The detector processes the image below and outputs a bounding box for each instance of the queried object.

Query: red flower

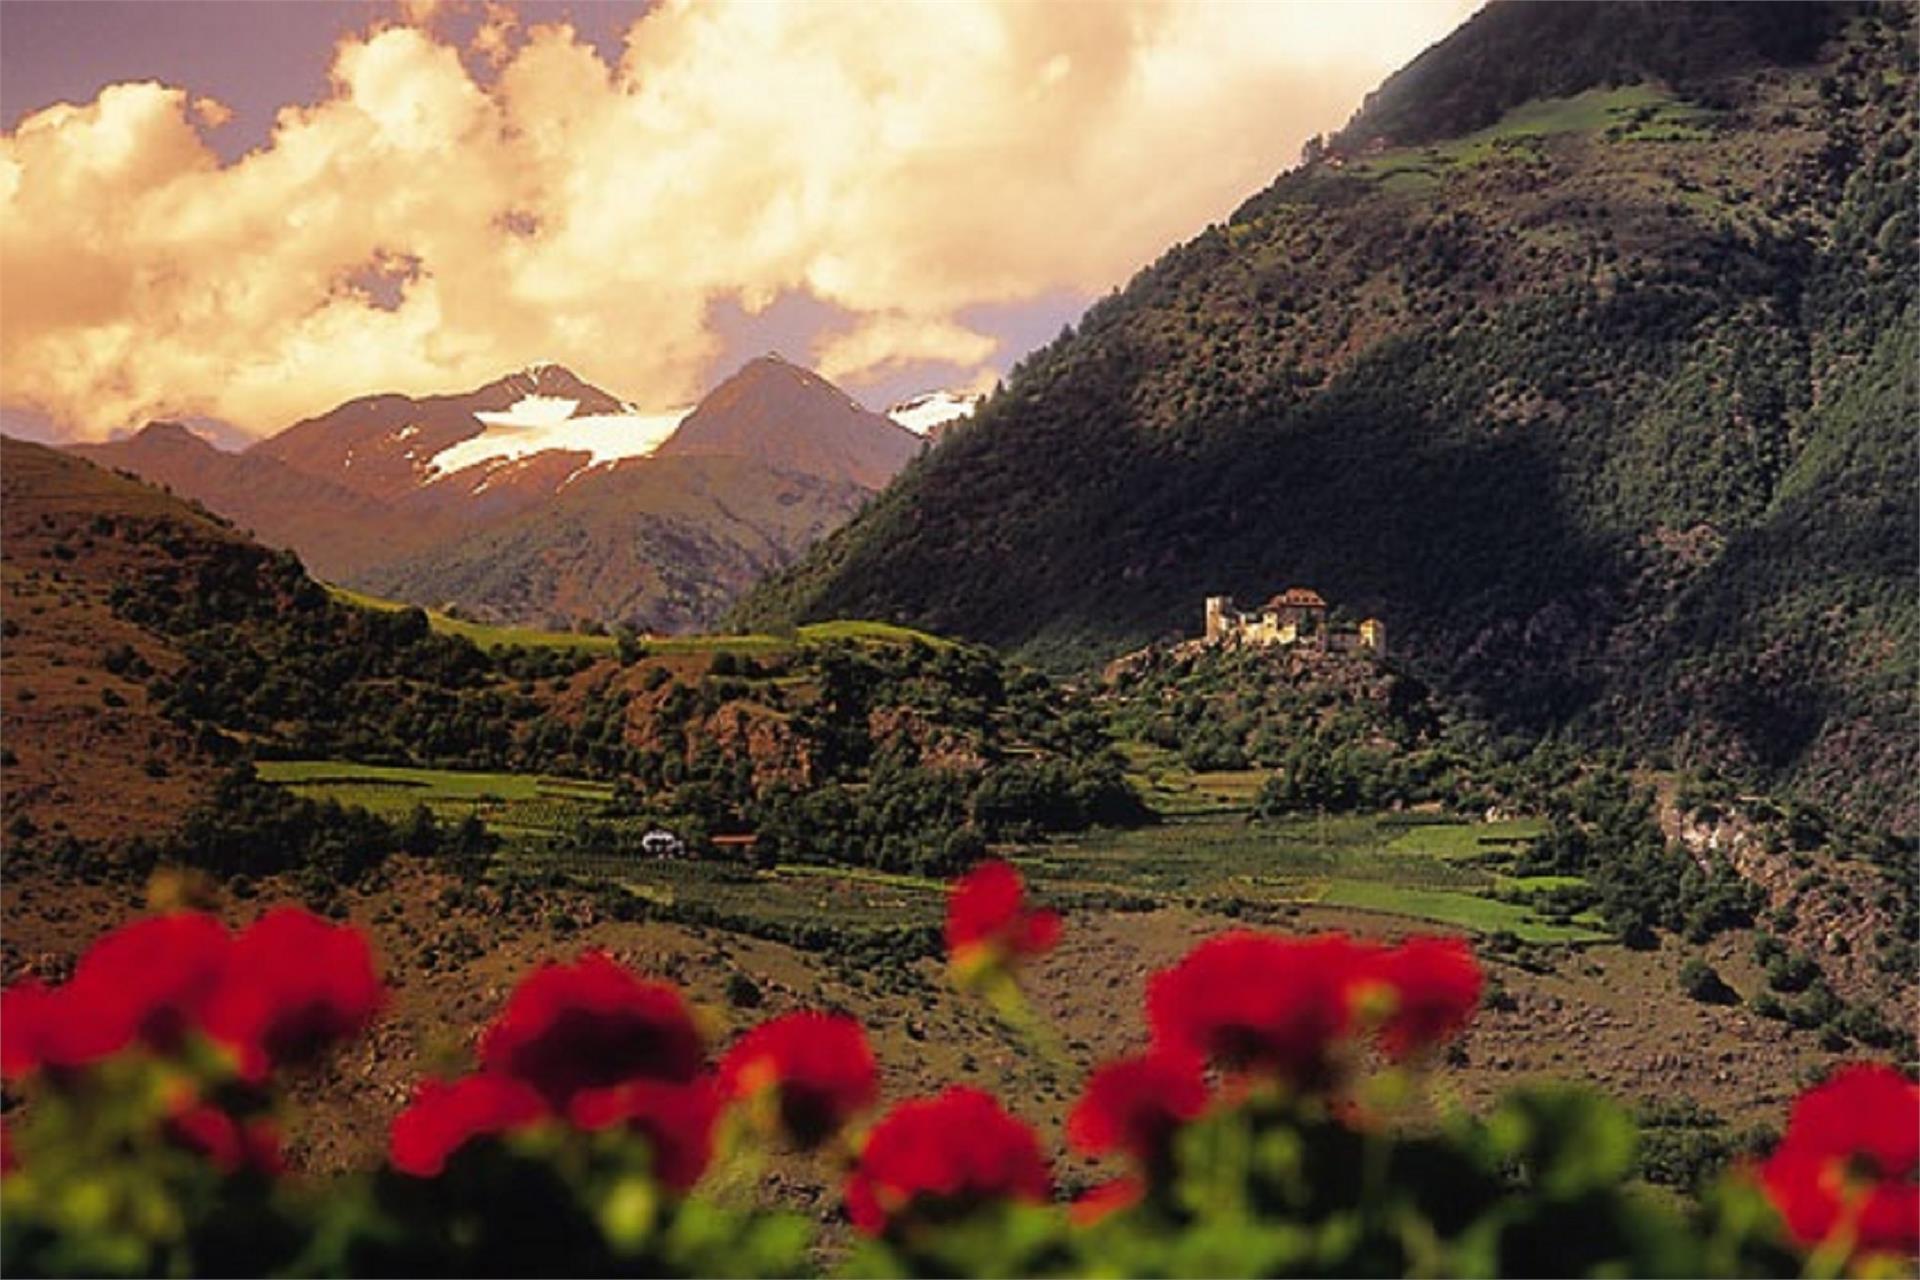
[390,1074,550,1178]
[168,1103,242,1172]
[719,1012,878,1148]
[479,951,704,1107]
[241,1116,288,1177]
[203,909,383,1079]
[3,915,232,1077]
[1148,932,1379,1084]
[69,913,233,1050]
[164,1102,285,1177]
[945,861,1061,973]
[1067,1051,1209,1162]
[844,1087,1052,1236]
[1760,1064,1920,1259]
[1,979,54,1079]
[570,1078,721,1192]
[1070,1176,1144,1227]
[1353,936,1482,1060]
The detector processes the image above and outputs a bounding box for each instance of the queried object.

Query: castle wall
[1204,594,1382,658]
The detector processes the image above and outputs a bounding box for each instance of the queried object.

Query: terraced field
[1020,813,1604,944]
[261,760,1603,946]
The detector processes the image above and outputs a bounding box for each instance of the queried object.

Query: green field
[258,761,624,841]
[1017,813,1602,944]
[1343,85,1716,186]
[326,585,951,657]
[1116,742,1270,817]
[1313,881,1608,944]
[258,760,946,940]
[1383,817,1544,860]
[261,759,1601,945]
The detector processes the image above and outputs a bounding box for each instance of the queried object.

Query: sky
[0,0,1478,444]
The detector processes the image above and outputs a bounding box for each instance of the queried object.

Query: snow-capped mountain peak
[888,390,982,437]
[428,392,691,477]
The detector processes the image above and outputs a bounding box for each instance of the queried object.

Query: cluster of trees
[116,765,495,903]
[1511,771,1762,946]
[595,641,1150,875]
[100,531,1150,881]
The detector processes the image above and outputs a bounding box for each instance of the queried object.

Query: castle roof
[1263,587,1326,611]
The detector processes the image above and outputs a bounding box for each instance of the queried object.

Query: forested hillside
[733,3,1916,831]
[2,440,1140,884]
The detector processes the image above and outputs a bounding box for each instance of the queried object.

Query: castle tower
[1359,617,1387,658]
[1205,596,1234,643]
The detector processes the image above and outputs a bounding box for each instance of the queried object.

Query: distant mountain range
[75,355,929,631]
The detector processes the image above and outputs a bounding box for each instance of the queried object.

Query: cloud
[0,0,1475,440]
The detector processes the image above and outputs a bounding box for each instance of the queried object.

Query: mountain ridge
[72,355,921,631]
[730,3,1917,830]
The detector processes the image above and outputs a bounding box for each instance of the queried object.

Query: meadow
[1337,84,1718,185]
[260,760,1604,946]
[327,585,952,656]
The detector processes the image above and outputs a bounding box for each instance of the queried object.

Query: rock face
[72,358,920,632]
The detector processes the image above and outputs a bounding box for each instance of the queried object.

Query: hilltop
[732,3,1917,831]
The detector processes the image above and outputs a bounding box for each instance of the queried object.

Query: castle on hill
[1203,588,1385,657]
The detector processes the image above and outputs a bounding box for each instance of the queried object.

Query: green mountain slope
[732,4,1916,829]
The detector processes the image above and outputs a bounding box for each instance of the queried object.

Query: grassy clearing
[1313,880,1609,944]
[1383,818,1545,860]
[796,620,955,650]
[1346,85,1716,186]
[261,758,1599,945]
[258,760,608,802]
[327,585,949,658]
[776,863,949,893]
[259,760,623,843]
[1497,874,1589,895]
[326,586,618,653]
[257,759,946,938]
[1021,812,1601,943]
[1116,742,1269,817]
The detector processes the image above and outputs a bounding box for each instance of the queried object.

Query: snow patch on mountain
[888,391,981,436]
[427,393,690,476]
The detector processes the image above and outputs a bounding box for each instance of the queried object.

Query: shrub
[1679,957,1738,1004]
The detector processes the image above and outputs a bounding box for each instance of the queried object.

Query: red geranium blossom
[1067,1051,1209,1162]
[1,980,55,1080]
[203,909,383,1080]
[718,1011,879,1148]
[165,1103,285,1177]
[1070,1176,1144,1227]
[479,951,704,1107]
[1759,1063,1919,1259]
[570,1077,721,1192]
[1353,936,1483,1060]
[844,1086,1052,1236]
[1148,931,1380,1084]
[3,914,233,1077]
[68,913,233,1051]
[945,861,1061,974]
[389,1074,550,1178]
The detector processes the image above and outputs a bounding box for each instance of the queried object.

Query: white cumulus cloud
[0,0,1475,440]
